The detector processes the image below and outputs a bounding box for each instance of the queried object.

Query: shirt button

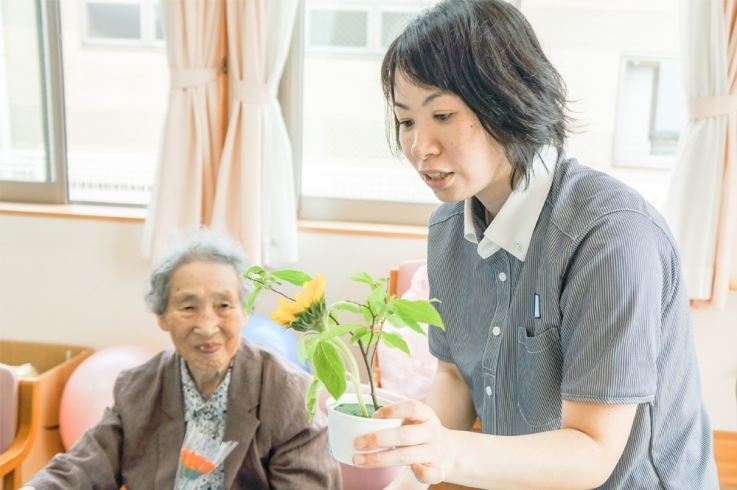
[486,386,493,396]
[492,326,501,336]
[498,272,507,282]
[515,243,523,252]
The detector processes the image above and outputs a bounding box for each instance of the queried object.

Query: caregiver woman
[355,1,720,489]
[23,231,340,489]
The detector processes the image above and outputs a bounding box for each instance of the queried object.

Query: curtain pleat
[210,0,299,267]
[664,0,736,308]
[141,0,224,260]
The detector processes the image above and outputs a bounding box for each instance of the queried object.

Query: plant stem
[249,277,295,301]
[334,341,369,417]
[358,339,379,410]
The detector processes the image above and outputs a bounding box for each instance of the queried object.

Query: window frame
[0,0,68,204]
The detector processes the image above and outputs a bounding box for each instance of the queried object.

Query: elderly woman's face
[156,260,246,387]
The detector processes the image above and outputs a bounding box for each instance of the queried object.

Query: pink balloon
[59,345,159,450]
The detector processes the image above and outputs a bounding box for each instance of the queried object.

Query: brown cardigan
[27,339,341,489]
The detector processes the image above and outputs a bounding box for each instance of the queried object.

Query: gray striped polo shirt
[427,152,719,489]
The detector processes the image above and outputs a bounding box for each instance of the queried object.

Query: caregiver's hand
[352,399,457,485]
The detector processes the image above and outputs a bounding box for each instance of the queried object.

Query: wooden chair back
[0,378,40,490]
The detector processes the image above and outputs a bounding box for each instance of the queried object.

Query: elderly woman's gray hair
[145,230,254,315]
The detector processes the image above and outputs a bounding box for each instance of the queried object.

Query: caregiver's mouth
[423,172,453,189]
[425,172,450,180]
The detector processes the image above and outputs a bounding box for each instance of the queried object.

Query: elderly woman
[23,231,341,490]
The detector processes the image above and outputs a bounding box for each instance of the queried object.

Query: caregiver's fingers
[356,421,443,451]
[354,443,445,472]
[411,463,447,485]
[373,399,437,423]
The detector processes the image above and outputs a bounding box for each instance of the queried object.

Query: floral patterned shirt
[180,358,232,490]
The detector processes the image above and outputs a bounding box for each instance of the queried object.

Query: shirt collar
[180,358,231,421]
[463,145,558,261]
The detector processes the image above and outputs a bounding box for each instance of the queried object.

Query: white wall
[0,213,735,430]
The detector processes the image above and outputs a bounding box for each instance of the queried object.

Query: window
[305,2,423,56]
[0,0,67,203]
[517,0,682,211]
[0,0,166,206]
[65,1,167,205]
[308,7,369,52]
[613,57,687,169]
[82,0,163,48]
[3,0,682,220]
[299,1,439,224]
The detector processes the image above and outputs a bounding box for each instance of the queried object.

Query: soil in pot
[334,403,379,417]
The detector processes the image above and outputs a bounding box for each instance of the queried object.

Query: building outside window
[82,0,163,48]
[613,56,688,169]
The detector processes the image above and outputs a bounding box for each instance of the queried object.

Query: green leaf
[350,271,375,286]
[304,378,324,423]
[271,270,313,286]
[245,264,265,276]
[331,301,365,315]
[365,284,388,316]
[380,331,411,355]
[296,333,315,364]
[360,305,374,324]
[245,284,262,314]
[300,334,320,361]
[312,341,347,400]
[384,312,426,336]
[349,326,370,344]
[392,298,445,329]
[317,323,361,342]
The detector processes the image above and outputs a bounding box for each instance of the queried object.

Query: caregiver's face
[393,72,513,209]
[157,260,246,390]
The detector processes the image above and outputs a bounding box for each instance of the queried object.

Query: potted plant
[244,267,444,465]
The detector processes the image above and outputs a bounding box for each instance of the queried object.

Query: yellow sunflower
[271,274,326,331]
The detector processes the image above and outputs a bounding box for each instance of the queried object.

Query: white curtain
[665,0,737,308]
[141,0,224,260]
[210,0,299,267]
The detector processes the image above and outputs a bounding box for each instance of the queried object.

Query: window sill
[0,202,428,239]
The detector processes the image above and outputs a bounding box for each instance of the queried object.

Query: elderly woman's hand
[352,399,458,485]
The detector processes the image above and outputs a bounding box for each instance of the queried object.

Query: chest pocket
[516,326,563,431]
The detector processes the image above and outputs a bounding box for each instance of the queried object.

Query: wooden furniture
[0,379,40,490]
[715,430,737,489]
[0,341,92,487]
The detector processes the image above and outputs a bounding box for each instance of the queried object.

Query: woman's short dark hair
[144,229,253,316]
[381,0,570,187]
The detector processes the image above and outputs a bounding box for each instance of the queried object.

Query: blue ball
[242,314,309,372]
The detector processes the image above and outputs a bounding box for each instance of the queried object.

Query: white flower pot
[325,393,403,466]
